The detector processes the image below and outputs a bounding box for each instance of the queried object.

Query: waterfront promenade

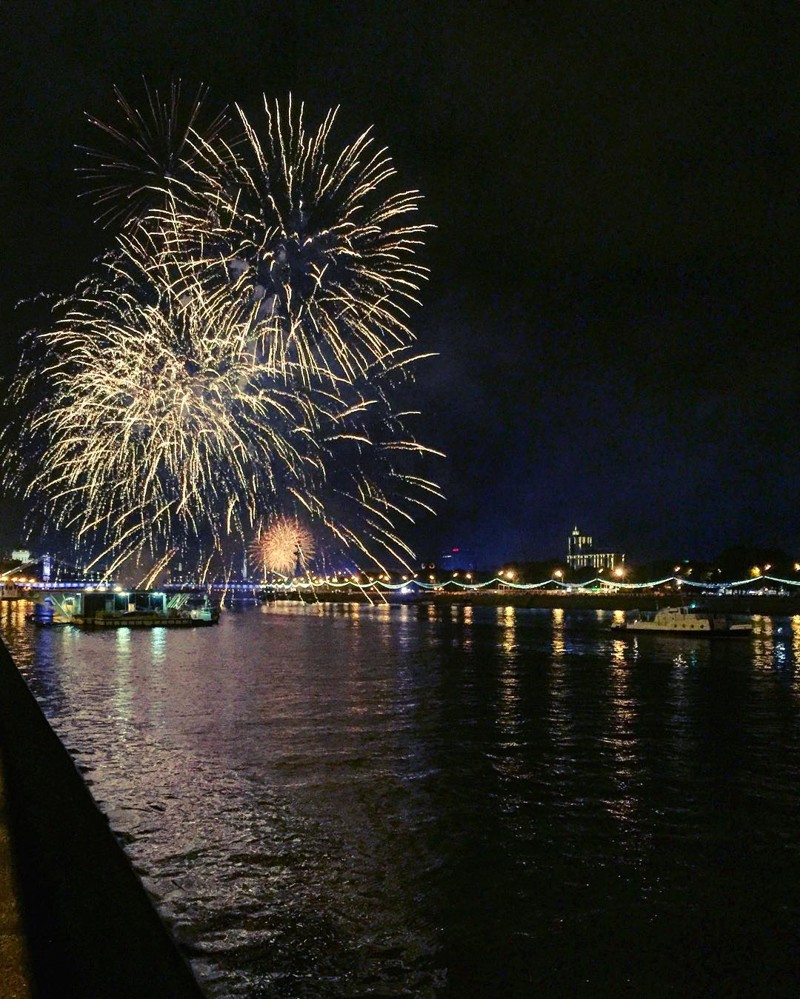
[279,586,800,616]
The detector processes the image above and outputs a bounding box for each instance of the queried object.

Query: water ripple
[3,602,800,996]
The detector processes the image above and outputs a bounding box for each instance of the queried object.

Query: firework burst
[79,79,232,228]
[4,87,442,581]
[249,516,316,577]
[8,234,327,576]
[173,95,432,385]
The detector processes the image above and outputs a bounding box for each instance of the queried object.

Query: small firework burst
[78,78,232,228]
[250,516,316,577]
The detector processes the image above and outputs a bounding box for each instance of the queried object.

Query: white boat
[613,605,752,636]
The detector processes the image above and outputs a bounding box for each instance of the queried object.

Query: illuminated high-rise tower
[567,526,624,570]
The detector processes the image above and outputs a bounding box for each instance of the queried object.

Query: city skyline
[4,522,799,586]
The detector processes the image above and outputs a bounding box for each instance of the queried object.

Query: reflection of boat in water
[612,605,752,636]
[31,589,219,627]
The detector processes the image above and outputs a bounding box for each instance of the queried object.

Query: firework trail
[4,89,442,580]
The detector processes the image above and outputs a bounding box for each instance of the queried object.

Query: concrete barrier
[0,637,205,999]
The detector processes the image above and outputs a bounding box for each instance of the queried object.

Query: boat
[612,605,752,636]
[31,589,219,627]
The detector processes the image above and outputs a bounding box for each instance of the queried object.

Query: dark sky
[3,1,800,567]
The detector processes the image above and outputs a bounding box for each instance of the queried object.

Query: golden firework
[3,91,443,581]
[249,517,316,577]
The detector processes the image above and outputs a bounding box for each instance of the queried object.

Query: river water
[2,600,800,997]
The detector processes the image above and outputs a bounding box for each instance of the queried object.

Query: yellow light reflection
[494,608,520,744]
[552,607,565,659]
[751,615,775,670]
[150,626,167,666]
[112,627,134,726]
[606,632,639,825]
[498,604,517,657]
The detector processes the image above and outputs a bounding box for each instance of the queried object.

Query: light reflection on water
[2,601,800,996]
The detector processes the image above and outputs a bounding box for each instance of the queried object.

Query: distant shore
[275,589,800,616]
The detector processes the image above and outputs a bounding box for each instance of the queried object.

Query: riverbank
[276,588,800,616]
[0,637,204,999]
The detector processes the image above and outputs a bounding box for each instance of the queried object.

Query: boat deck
[70,613,218,628]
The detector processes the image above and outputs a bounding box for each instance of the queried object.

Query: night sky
[3,1,800,568]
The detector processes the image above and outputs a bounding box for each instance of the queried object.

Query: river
[2,600,800,997]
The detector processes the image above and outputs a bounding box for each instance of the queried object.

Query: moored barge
[32,588,219,627]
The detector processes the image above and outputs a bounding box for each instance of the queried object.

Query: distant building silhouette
[567,526,624,570]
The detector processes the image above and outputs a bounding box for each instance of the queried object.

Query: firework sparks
[8,235,324,576]
[249,516,316,578]
[78,79,232,228]
[175,94,432,384]
[4,88,442,581]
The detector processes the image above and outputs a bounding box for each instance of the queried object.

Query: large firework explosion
[8,235,321,578]
[3,84,441,582]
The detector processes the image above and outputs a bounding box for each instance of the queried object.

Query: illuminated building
[567,526,624,570]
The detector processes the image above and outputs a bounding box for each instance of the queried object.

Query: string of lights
[262,573,800,593]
